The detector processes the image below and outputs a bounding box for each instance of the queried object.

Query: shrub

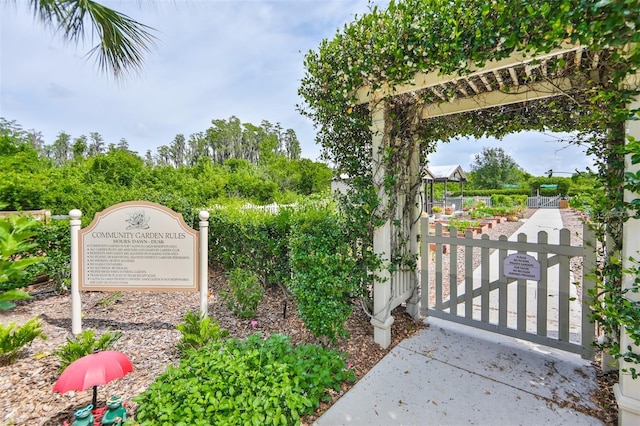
[208,207,292,287]
[0,317,47,365]
[222,268,264,319]
[134,333,355,425]
[32,218,71,292]
[53,329,123,372]
[289,208,359,342]
[175,310,229,356]
[0,214,44,293]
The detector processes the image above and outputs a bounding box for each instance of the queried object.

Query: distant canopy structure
[423,164,467,213]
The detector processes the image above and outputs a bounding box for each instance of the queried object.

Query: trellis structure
[354,44,640,423]
[298,2,640,422]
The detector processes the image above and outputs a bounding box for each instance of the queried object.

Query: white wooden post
[370,101,394,348]
[405,141,421,319]
[615,96,640,425]
[199,210,209,317]
[69,209,82,335]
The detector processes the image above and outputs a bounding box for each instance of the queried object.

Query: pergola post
[615,96,640,425]
[370,101,394,348]
[405,139,421,319]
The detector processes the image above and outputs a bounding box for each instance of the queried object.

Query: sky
[0,0,594,177]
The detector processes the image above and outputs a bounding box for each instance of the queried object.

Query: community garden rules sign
[69,201,210,334]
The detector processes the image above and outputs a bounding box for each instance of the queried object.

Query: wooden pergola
[355,43,640,423]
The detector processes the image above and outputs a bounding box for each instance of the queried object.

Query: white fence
[421,216,596,359]
[427,196,568,211]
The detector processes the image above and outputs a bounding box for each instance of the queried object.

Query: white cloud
[0,0,596,172]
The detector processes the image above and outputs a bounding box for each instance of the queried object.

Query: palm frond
[29,0,157,79]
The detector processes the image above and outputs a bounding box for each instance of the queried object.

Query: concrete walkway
[314,317,602,426]
[315,210,602,426]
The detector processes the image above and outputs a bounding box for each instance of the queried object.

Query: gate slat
[517,233,527,332]
[537,231,549,337]
[450,229,458,316]
[420,216,430,316]
[582,223,596,359]
[559,229,571,342]
[498,235,508,328]
[481,234,490,322]
[465,236,474,319]
[435,223,443,310]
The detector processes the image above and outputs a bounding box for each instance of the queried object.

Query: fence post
[69,209,82,335]
[199,210,209,317]
[420,215,430,316]
[581,222,596,360]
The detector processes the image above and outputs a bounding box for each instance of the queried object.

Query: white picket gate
[420,216,596,359]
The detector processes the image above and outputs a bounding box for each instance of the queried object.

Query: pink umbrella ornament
[53,351,133,408]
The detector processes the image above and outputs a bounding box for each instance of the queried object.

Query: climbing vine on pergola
[299,0,639,368]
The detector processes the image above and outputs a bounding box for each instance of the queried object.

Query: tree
[50,131,71,165]
[469,147,524,189]
[27,0,156,78]
[88,132,104,156]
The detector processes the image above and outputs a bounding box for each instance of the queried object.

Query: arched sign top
[78,201,199,292]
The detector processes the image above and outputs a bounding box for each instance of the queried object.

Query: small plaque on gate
[503,253,541,281]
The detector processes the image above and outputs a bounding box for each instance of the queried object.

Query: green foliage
[528,177,571,197]
[134,333,355,425]
[31,218,72,292]
[53,329,123,373]
[469,147,525,190]
[208,206,293,288]
[0,214,44,294]
[175,310,229,356]
[489,194,527,208]
[0,289,33,311]
[0,317,46,365]
[450,188,530,197]
[289,208,360,342]
[222,268,264,319]
[447,218,481,233]
[589,256,640,378]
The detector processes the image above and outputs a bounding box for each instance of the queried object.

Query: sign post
[69,201,209,334]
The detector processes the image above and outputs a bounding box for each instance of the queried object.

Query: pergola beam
[421,77,578,119]
[355,44,584,105]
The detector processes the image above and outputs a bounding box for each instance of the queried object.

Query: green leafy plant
[0,289,33,311]
[289,208,360,342]
[175,310,229,356]
[53,329,123,372]
[221,268,264,319]
[0,213,44,295]
[32,218,72,293]
[134,333,355,425]
[447,218,481,233]
[0,317,47,365]
[98,291,123,308]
